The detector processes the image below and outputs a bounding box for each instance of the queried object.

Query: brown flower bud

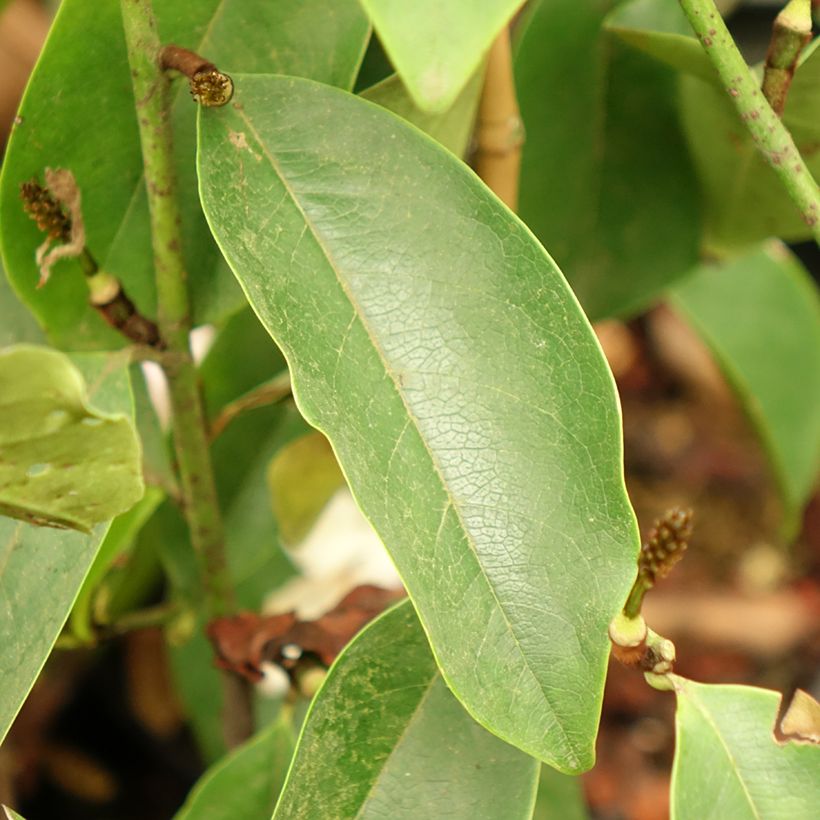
[20,178,72,241]
[638,507,693,588]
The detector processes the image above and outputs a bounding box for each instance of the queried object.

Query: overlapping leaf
[0,0,369,348]
[274,601,539,819]
[515,0,700,320]
[198,74,639,769]
[0,350,135,743]
[672,243,820,539]
[361,70,484,157]
[671,677,820,819]
[0,346,143,531]
[359,0,518,111]
[604,0,714,82]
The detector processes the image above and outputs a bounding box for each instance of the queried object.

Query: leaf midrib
[352,675,438,819]
[684,686,761,820]
[229,99,577,764]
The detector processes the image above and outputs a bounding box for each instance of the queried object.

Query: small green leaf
[0,350,135,743]
[0,345,143,531]
[533,765,588,820]
[671,243,820,539]
[198,75,639,769]
[671,677,820,819]
[267,432,345,547]
[274,601,539,819]
[3,807,25,820]
[359,0,519,111]
[361,70,484,157]
[604,0,715,83]
[175,715,295,820]
[516,0,700,320]
[0,0,369,349]
[678,40,820,249]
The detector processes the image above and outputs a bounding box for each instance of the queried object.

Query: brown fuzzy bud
[20,178,72,241]
[638,507,693,587]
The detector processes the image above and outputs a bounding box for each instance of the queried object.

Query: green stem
[762,0,812,116]
[120,0,232,617]
[679,0,820,240]
[120,0,253,748]
[623,571,652,620]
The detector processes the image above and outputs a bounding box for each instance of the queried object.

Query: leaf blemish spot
[229,130,250,151]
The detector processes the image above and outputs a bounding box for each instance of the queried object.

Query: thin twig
[209,372,292,442]
[160,44,234,107]
[762,0,812,116]
[120,0,252,747]
[473,26,524,211]
[56,604,181,649]
[678,0,820,239]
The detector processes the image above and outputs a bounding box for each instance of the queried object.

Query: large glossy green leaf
[197,74,639,769]
[361,69,484,157]
[274,601,539,818]
[670,677,820,819]
[0,0,369,349]
[0,346,143,531]
[359,0,517,112]
[671,243,820,540]
[175,715,294,820]
[516,0,700,320]
[679,40,820,250]
[0,351,134,744]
